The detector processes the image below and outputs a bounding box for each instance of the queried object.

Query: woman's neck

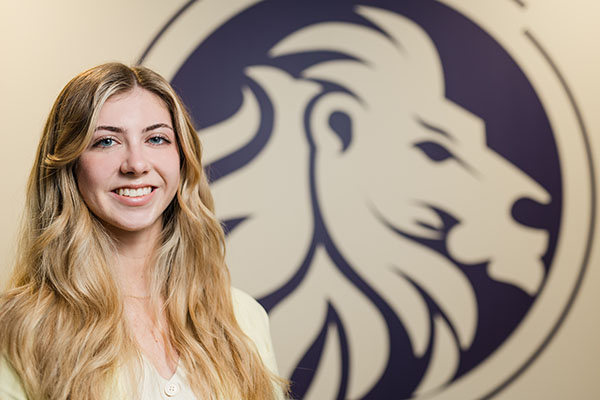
[108,223,179,378]
[109,222,162,297]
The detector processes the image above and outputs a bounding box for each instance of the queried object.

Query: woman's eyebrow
[143,123,173,132]
[95,125,123,133]
[94,123,173,133]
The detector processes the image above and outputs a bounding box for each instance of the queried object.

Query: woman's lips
[111,186,156,206]
[115,186,153,197]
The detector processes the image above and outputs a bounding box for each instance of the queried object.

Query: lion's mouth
[369,201,455,242]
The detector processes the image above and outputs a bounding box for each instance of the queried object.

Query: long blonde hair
[0,63,284,399]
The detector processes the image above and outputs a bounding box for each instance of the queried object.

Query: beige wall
[0,1,598,398]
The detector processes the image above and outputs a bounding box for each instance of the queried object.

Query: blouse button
[164,382,180,397]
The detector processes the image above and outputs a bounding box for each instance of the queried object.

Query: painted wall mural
[141,0,594,398]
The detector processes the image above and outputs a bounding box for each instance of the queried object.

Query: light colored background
[0,1,598,398]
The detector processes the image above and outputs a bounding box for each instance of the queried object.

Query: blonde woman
[0,63,287,399]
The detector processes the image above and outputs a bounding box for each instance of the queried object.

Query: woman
[0,63,287,399]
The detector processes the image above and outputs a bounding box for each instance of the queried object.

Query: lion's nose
[504,161,552,229]
[511,192,554,231]
[519,173,551,205]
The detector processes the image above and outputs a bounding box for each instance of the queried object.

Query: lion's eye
[414,141,454,162]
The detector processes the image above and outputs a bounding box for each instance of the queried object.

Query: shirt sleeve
[0,356,28,400]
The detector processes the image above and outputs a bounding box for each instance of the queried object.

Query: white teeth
[117,187,152,197]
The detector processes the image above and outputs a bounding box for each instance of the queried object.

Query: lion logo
[141,0,593,398]
[197,6,549,398]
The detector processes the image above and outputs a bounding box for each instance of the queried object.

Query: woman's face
[76,87,180,237]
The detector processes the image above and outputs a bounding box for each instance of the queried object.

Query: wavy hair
[0,63,284,399]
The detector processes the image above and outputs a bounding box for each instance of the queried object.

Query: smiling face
[76,86,180,238]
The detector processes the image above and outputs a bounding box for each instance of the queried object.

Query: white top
[138,287,282,400]
[0,287,283,400]
[140,357,194,400]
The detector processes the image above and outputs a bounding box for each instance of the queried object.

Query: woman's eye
[94,137,116,148]
[148,135,169,145]
[414,141,455,162]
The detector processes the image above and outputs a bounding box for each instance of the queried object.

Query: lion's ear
[327,110,352,152]
[309,92,362,154]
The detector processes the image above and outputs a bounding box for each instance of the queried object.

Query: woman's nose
[120,145,150,175]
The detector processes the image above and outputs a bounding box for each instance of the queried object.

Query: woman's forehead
[96,87,172,128]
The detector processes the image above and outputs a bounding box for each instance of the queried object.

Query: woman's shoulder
[230,287,279,375]
[230,287,266,314]
[0,356,28,400]
[230,287,270,336]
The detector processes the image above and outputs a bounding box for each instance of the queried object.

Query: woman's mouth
[114,186,155,198]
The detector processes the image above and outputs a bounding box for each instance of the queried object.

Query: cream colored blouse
[0,287,283,400]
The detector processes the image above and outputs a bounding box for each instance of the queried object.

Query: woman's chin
[102,217,163,237]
